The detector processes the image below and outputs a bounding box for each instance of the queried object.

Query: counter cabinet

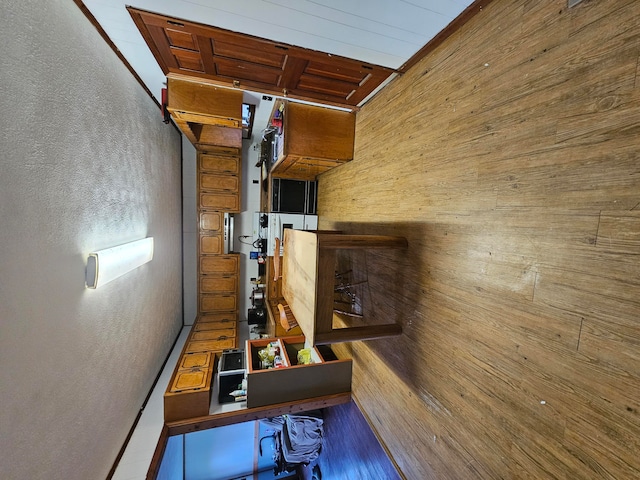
[245,336,352,408]
[268,100,356,181]
[164,315,240,422]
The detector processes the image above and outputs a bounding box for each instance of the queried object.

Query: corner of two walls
[0,1,183,479]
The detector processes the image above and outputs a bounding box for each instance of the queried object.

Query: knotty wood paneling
[317,0,640,478]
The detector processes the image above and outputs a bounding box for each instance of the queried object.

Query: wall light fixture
[86,237,154,289]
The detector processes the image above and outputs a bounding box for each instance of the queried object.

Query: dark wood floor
[298,400,401,480]
[317,0,640,479]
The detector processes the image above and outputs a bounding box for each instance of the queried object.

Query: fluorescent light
[86,237,154,289]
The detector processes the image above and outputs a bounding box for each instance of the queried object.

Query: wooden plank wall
[317,0,640,478]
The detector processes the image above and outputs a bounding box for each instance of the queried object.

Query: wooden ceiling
[128,7,396,109]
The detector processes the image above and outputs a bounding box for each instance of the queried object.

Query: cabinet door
[269,100,355,180]
[200,255,239,275]
[200,192,240,212]
[166,78,242,127]
[191,329,236,342]
[185,337,236,353]
[200,275,237,294]
[199,145,241,157]
[197,313,237,324]
[200,153,241,175]
[200,211,223,231]
[200,234,223,255]
[194,322,237,335]
[170,369,210,393]
[200,293,237,313]
[196,125,242,149]
[179,352,212,370]
[199,173,240,192]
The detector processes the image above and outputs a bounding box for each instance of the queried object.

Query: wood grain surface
[316,0,640,478]
[282,230,321,342]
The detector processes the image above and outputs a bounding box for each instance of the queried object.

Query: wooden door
[128,7,395,108]
[178,352,212,370]
[200,275,238,294]
[199,294,237,312]
[199,172,240,192]
[200,255,239,275]
[191,330,236,342]
[170,369,210,392]
[200,153,240,175]
[200,234,223,254]
[194,321,237,333]
[167,77,242,126]
[200,211,223,231]
[197,313,237,324]
[185,337,236,353]
[200,192,239,212]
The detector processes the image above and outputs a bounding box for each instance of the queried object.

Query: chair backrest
[277,303,298,331]
[273,237,281,281]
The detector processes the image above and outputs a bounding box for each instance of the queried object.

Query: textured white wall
[0,1,183,479]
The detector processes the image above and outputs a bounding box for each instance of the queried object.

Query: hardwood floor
[317,0,640,478]
[298,400,402,480]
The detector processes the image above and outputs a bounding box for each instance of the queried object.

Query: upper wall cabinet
[269,100,355,181]
[128,7,395,108]
[166,77,243,149]
[167,78,243,127]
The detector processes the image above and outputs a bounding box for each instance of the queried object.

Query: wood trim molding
[107,326,185,479]
[145,425,170,480]
[398,0,495,73]
[166,392,351,436]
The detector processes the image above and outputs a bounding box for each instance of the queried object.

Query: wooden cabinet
[198,151,241,214]
[269,100,356,181]
[162,75,245,423]
[200,255,239,275]
[199,172,240,192]
[167,78,243,127]
[200,234,222,255]
[200,151,241,175]
[200,275,237,293]
[199,211,224,254]
[197,312,238,325]
[245,336,352,408]
[197,147,241,317]
[200,192,240,212]
[164,315,240,422]
[200,211,223,231]
[199,254,240,316]
[165,78,243,149]
[170,352,213,393]
[199,291,237,313]
[200,293,237,314]
[164,349,215,422]
[185,337,236,354]
[191,328,236,340]
[179,352,213,370]
[193,124,242,149]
